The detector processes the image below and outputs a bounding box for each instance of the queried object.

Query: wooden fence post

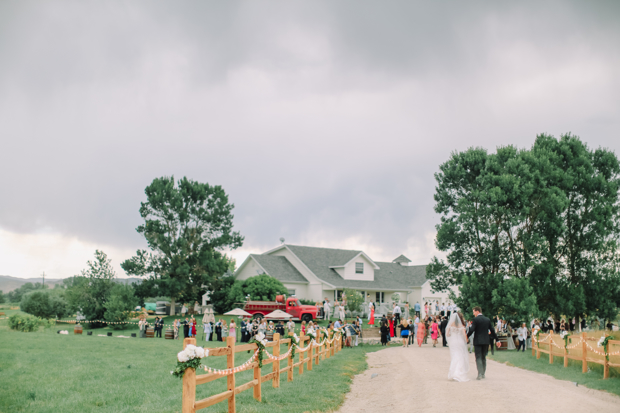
[182,337,197,413]
[563,338,568,368]
[536,335,540,359]
[182,365,196,413]
[272,333,280,388]
[531,332,535,356]
[307,335,313,371]
[287,335,294,382]
[326,330,331,359]
[549,333,554,364]
[183,337,197,349]
[315,330,321,365]
[226,336,236,413]
[604,333,609,379]
[581,332,588,373]
[253,341,262,402]
[299,332,305,375]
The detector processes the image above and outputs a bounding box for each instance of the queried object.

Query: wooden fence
[532,332,620,379]
[182,329,342,413]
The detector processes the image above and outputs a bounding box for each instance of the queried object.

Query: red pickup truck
[243,295,317,322]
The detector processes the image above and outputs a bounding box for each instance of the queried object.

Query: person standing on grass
[324,299,332,321]
[338,301,346,322]
[229,319,237,341]
[287,319,295,335]
[414,301,420,317]
[191,318,197,338]
[389,315,395,339]
[368,302,375,326]
[204,319,211,342]
[301,320,306,334]
[183,317,189,338]
[517,323,528,352]
[139,317,147,338]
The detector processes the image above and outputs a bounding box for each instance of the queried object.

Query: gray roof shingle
[251,254,308,283]
[283,245,427,290]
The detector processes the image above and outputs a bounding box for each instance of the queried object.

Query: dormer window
[355,262,364,274]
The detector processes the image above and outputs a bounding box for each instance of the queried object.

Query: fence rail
[182,329,342,413]
[532,332,620,379]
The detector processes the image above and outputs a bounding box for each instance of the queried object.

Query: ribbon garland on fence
[200,330,342,376]
[532,333,620,358]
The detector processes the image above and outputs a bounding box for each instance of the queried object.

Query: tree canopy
[121,176,244,312]
[427,134,620,322]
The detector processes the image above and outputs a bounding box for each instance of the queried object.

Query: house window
[376,292,384,303]
[355,262,364,274]
[287,289,296,296]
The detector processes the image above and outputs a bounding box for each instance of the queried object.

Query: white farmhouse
[234,244,457,318]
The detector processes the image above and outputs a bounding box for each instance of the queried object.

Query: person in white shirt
[517,323,528,352]
[323,299,332,321]
[393,303,402,325]
[286,320,295,335]
[440,303,446,316]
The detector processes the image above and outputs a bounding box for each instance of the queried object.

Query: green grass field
[0,307,383,413]
[488,350,620,398]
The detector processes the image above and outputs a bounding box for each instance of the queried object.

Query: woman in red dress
[367,304,375,325]
[191,318,197,338]
[389,316,395,338]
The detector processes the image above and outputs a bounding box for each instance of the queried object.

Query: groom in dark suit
[466,306,500,380]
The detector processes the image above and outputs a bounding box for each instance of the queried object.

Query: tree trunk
[170,297,176,316]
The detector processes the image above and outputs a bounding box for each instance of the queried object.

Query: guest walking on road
[400,319,410,347]
[431,318,440,347]
[417,319,426,347]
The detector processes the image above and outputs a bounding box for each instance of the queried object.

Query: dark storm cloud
[1,0,619,264]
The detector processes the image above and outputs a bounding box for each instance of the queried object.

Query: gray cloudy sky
[1,1,619,278]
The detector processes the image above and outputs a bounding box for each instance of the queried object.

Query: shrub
[20,290,69,319]
[8,314,54,332]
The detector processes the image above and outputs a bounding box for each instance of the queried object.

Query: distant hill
[0,275,143,292]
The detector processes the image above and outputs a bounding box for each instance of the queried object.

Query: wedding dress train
[446,313,470,382]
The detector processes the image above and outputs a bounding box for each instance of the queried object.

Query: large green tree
[121,176,244,315]
[428,134,620,324]
[65,250,118,325]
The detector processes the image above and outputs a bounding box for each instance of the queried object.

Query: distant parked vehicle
[242,295,317,322]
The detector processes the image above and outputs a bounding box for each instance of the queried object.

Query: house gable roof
[283,245,427,290]
[250,254,308,284]
[392,254,412,264]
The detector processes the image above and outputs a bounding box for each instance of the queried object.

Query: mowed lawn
[0,311,382,413]
[489,349,620,398]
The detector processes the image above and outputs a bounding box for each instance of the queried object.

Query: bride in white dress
[446,312,470,382]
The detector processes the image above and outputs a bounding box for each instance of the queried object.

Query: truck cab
[285,297,316,322]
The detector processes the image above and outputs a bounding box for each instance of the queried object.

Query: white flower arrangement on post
[250,332,268,367]
[172,344,208,378]
[289,333,300,359]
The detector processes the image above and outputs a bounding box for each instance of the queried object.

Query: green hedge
[8,314,55,332]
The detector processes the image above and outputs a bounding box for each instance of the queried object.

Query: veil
[446,312,466,344]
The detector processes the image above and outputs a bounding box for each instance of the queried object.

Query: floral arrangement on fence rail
[597,335,614,361]
[172,344,208,378]
[560,331,570,348]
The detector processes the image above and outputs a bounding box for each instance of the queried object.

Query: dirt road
[337,345,619,413]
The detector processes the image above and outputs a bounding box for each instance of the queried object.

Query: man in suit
[467,306,500,380]
[440,316,449,347]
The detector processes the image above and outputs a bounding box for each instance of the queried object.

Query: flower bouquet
[172,344,208,379]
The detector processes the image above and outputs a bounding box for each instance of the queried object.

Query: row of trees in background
[427,134,620,323]
[17,250,138,328]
